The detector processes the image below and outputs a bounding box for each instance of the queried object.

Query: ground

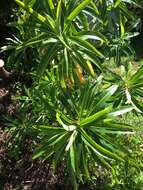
[0,78,66,190]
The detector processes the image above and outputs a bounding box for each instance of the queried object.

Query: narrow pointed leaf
[108,106,134,117]
[81,128,124,161]
[80,107,111,126]
[66,131,77,151]
[69,36,104,57]
[96,85,118,108]
[66,0,92,27]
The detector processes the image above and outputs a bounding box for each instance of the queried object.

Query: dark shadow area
[0,0,17,60]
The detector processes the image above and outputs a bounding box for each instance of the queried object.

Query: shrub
[1,0,143,189]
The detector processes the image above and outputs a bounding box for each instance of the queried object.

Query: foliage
[104,62,143,112]
[1,0,143,189]
[110,115,143,190]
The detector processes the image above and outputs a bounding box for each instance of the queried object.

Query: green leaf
[65,0,92,29]
[32,134,60,159]
[130,66,143,82]
[49,132,69,147]
[69,36,104,58]
[70,144,76,173]
[81,147,90,179]
[44,14,56,30]
[59,112,76,125]
[78,12,89,30]
[88,85,118,115]
[80,107,111,126]
[120,15,125,37]
[122,0,141,7]
[17,37,58,51]
[15,0,46,23]
[79,34,103,41]
[56,113,77,131]
[48,0,54,11]
[108,106,134,117]
[130,97,143,113]
[91,126,134,134]
[52,143,67,169]
[37,43,59,78]
[90,1,99,14]
[44,0,55,17]
[64,48,69,77]
[81,128,123,161]
[66,131,77,151]
[15,0,55,30]
[68,145,78,190]
[115,0,122,7]
[33,125,64,133]
[96,85,118,107]
[125,88,132,104]
[56,0,62,32]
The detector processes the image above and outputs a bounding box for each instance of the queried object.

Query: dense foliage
[1,0,143,189]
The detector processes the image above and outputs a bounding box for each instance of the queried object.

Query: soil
[0,78,68,190]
